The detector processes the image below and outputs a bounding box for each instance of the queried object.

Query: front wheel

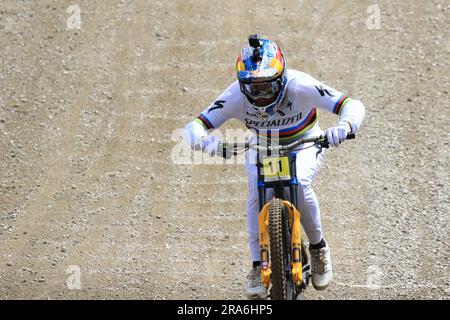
[268,198,296,300]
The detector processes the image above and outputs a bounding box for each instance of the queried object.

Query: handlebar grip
[346,133,356,140]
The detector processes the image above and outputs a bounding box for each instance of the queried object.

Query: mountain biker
[183,35,365,299]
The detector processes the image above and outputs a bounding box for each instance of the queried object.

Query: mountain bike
[221,133,355,300]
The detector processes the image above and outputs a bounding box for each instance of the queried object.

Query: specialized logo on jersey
[314,85,334,97]
[287,100,293,110]
[195,100,227,129]
[245,108,317,144]
[207,100,226,114]
[244,112,303,128]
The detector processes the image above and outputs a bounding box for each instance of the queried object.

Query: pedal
[304,272,311,288]
[301,264,311,289]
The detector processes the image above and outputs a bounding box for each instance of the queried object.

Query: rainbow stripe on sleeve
[195,113,214,130]
[333,96,351,115]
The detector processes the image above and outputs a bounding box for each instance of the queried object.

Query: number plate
[261,156,291,182]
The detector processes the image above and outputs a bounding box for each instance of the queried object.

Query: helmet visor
[242,78,281,100]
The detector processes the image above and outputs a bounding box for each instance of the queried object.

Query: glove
[202,136,233,159]
[323,125,350,147]
[201,135,221,157]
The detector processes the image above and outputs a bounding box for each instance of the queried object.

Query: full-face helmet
[236,35,287,118]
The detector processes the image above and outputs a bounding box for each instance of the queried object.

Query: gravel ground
[0,0,448,299]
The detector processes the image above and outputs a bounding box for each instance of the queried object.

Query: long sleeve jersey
[184,70,365,150]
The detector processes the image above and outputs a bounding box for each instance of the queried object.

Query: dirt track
[0,0,448,299]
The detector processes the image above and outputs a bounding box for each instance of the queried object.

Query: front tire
[268,198,295,300]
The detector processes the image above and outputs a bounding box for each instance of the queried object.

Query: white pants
[245,143,325,262]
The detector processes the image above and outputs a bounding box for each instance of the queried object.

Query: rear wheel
[268,198,296,300]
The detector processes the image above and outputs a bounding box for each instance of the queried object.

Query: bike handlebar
[221,133,356,156]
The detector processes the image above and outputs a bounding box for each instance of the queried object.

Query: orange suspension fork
[258,202,271,288]
[258,201,303,288]
[282,201,303,287]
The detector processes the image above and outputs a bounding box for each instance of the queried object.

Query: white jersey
[190,70,365,145]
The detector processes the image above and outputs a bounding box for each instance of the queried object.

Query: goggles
[241,78,282,100]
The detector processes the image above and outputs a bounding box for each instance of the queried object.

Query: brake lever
[318,136,330,149]
[317,133,355,152]
[218,142,233,159]
[315,145,323,159]
[221,142,249,157]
